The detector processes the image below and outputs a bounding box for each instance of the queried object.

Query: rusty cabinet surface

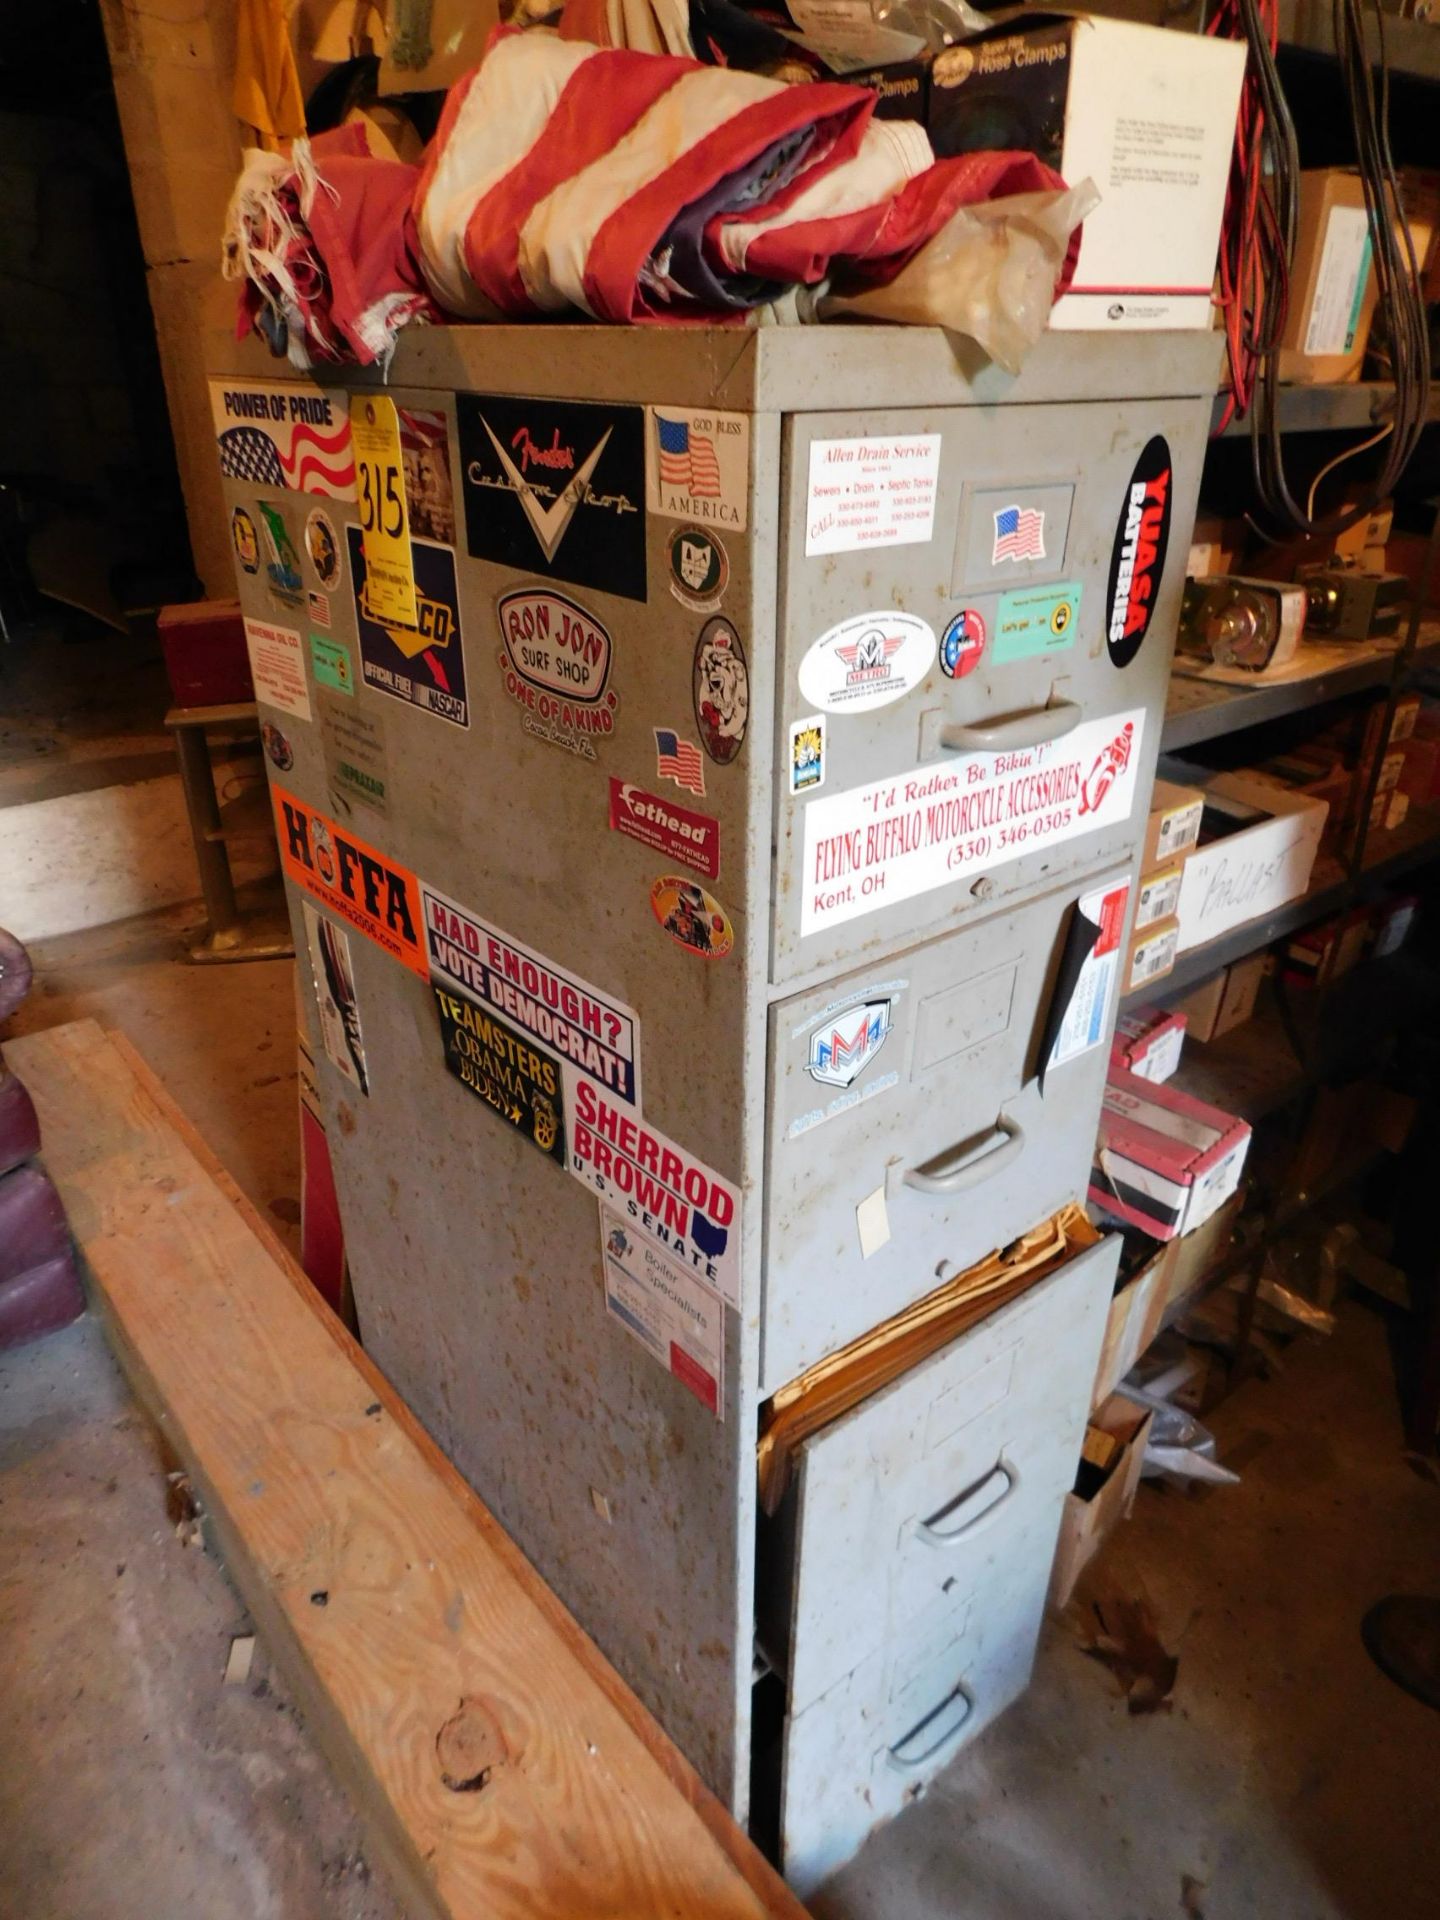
[213,324,1219,1878]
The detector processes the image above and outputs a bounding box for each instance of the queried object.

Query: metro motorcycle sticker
[421,881,641,1108]
[1106,436,1173,668]
[798,611,936,715]
[433,984,566,1167]
[348,527,469,728]
[799,708,1146,939]
[456,393,646,602]
[273,787,427,976]
[608,779,720,880]
[210,378,356,499]
[569,1080,741,1308]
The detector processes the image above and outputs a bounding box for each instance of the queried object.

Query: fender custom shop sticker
[1106,435,1173,667]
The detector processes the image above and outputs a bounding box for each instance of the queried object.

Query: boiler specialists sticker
[496,585,617,761]
[1106,435,1173,668]
[301,903,369,1095]
[348,527,468,728]
[421,881,641,1108]
[433,983,566,1167]
[608,779,720,880]
[569,1080,741,1307]
[799,708,1146,938]
[273,787,427,976]
[804,433,941,556]
[210,378,356,498]
[649,408,749,531]
[798,610,936,715]
[243,618,310,720]
[456,392,646,601]
[601,1206,724,1417]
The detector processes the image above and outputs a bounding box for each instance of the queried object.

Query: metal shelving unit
[1162,628,1435,752]
[1277,0,1440,81]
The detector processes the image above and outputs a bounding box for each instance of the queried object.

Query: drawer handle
[915,1459,1020,1549]
[938,700,1082,754]
[903,1116,1023,1194]
[886,1682,975,1771]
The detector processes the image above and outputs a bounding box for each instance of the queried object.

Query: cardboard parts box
[1279,169,1437,383]
[1091,1069,1250,1242]
[1048,1394,1153,1611]
[1175,774,1329,956]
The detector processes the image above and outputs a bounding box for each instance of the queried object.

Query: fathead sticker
[210,378,356,499]
[302,902,369,1095]
[799,610,937,715]
[421,881,641,1108]
[693,618,749,765]
[992,504,1046,565]
[601,1206,724,1417]
[649,408,749,531]
[244,618,310,720]
[939,608,986,679]
[609,779,720,880]
[304,507,342,589]
[569,1080,742,1307]
[456,393,646,601]
[790,715,826,795]
[800,707,1146,938]
[1106,434,1173,668]
[348,526,469,728]
[231,507,259,574]
[433,983,566,1166]
[651,876,734,959]
[667,525,729,612]
[273,786,426,975]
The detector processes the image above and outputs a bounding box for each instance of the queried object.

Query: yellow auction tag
[349,394,418,629]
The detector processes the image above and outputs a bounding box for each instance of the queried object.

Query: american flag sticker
[991,503,1047,565]
[654,728,706,797]
[648,408,749,532]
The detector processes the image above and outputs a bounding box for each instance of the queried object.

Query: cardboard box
[1174,774,1329,955]
[1134,859,1184,932]
[1283,906,1370,987]
[1124,916,1178,996]
[1276,171,1434,383]
[1090,1193,1241,1407]
[854,11,1244,333]
[1187,515,1243,579]
[1170,952,1265,1042]
[1091,1069,1251,1241]
[1141,778,1205,871]
[1111,1006,1186,1083]
[1048,1395,1153,1610]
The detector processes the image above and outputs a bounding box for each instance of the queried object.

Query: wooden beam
[10,1019,805,1920]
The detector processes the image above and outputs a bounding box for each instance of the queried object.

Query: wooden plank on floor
[9,1018,805,1920]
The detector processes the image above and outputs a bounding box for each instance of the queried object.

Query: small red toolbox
[157,599,255,707]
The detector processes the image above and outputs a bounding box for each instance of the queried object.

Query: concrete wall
[98,0,242,598]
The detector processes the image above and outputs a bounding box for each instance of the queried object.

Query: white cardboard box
[1175,774,1329,955]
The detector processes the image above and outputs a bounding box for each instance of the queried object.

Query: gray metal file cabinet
[213,325,1219,1888]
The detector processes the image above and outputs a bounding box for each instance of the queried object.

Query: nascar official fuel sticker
[1105,435,1173,669]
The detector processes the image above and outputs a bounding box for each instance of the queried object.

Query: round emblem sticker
[261,722,293,772]
[305,506,342,591]
[798,610,937,714]
[940,608,986,679]
[231,507,259,575]
[1105,434,1173,669]
[668,526,728,613]
[693,617,749,765]
[651,876,734,959]
[1051,598,1073,639]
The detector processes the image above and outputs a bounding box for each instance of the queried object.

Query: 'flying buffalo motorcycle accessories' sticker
[789,714,825,795]
[272,786,428,976]
[609,779,720,880]
[302,903,369,1095]
[210,378,356,499]
[667,525,729,612]
[798,610,936,714]
[433,982,567,1167]
[786,978,907,1140]
[939,608,986,679]
[304,506,342,589]
[231,506,259,574]
[651,876,734,959]
[1106,435,1173,668]
[496,585,617,761]
[456,393,646,602]
[693,618,748,765]
[347,526,469,728]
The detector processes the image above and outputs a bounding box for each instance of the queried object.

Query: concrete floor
[3,914,1439,1918]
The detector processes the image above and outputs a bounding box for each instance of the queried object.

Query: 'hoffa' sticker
[567,1079,741,1308]
[608,778,720,880]
[273,787,426,975]
[1105,436,1173,668]
[421,881,640,1107]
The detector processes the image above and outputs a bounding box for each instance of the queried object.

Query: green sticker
[993,582,1082,664]
[310,633,354,695]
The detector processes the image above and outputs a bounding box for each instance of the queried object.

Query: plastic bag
[816,178,1098,374]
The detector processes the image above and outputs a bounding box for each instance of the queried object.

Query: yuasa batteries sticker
[495,586,617,760]
[939,609,986,679]
[456,393,646,602]
[421,881,642,1108]
[1040,879,1130,1083]
[667,526,728,612]
[302,902,369,1095]
[608,779,720,881]
[1106,435,1173,668]
[789,715,825,795]
[433,983,566,1166]
[800,708,1146,939]
[243,618,310,720]
[651,876,734,959]
[210,378,356,499]
[600,1205,724,1418]
[347,527,469,729]
[273,787,427,976]
[693,618,748,765]
[798,611,936,715]
[569,1080,741,1307]
[649,408,749,532]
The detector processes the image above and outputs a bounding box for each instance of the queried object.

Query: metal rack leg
[172,723,241,953]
